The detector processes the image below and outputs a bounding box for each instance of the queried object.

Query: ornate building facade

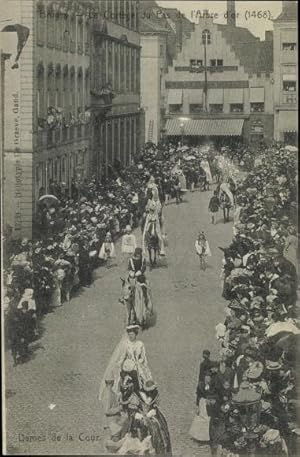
[163,1,274,145]
[2,0,144,239]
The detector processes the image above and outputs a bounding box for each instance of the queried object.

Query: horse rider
[142,201,165,256]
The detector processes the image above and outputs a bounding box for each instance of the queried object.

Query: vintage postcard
[1,0,298,455]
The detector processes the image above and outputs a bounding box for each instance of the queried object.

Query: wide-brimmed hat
[266,360,282,371]
[126,324,140,332]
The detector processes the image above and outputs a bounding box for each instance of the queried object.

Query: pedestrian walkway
[5,188,233,456]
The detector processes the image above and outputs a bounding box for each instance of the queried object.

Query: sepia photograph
[1,0,298,455]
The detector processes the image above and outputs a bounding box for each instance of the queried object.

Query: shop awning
[167,89,183,105]
[186,89,203,103]
[225,88,244,104]
[165,118,244,136]
[250,87,265,103]
[207,89,224,104]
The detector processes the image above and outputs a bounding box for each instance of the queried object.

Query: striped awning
[165,119,244,136]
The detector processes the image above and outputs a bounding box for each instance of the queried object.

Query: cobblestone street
[5,188,232,456]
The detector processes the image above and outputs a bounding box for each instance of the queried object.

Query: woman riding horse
[142,201,165,266]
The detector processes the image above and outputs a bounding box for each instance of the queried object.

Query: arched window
[37,1,45,45]
[202,29,211,45]
[62,65,69,112]
[135,51,140,93]
[77,67,83,113]
[120,45,124,92]
[37,62,45,118]
[55,64,62,107]
[47,4,55,48]
[126,47,130,91]
[47,63,55,107]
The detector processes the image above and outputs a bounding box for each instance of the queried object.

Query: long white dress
[98,335,153,403]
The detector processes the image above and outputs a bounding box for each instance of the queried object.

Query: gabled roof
[217,24,273,73]
[273,2,297,22]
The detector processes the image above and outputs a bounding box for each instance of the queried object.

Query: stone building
[139,0,194,144]
[91,0,143,182]
[273,0,298,145]
[163,1,274,145]
[2,0,144,239]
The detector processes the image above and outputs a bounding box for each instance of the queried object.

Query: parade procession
[1,0,298,456]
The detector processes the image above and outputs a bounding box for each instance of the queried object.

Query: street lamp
[179,117,189,146]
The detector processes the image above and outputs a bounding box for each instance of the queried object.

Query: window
[84,69,90,109]
[70,67,75,111]
[230,103,244,113]
[250,102,264,112]
[108,41,113,85]
[210,59,216,67]
[37,2,45,45]
[189,104,203,114]
[283,80,296,92]
[217,59,223,67]
[62,66,69,113]
[37,63,45,117]
[63,14,69,52]
[70,14,76,53]
[160,44,164,56]
[209,104,223,113]
[282,42,296,51]
[47,64,55,107]
[47,5,55,48]
[77,18,83,54]
[55,11,62,49]
[126,47,130,91]
[131,48,135,92]
[136,52,140,93]
[202,29,211,45]
[85,19,90,55]
[169,104,182,114]
[120,45,125,92]
[55,64,62,107]
[114,43,119,91]
[190,59,203,69]
[77,68,83,112]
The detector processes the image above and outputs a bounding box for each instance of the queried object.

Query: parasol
[185,155,196,161]
[285,145,298,152]
[38,194,60,206]
[265,321,300,338]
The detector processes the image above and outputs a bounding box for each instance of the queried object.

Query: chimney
[227,0,236,27]
[265,30,273,42]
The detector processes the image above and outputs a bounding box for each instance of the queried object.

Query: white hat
[125,225,132,232]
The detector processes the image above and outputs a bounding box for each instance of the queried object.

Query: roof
[217,24,273,73]
[273,2,297,22]
[139,15,169,34]
[165,118,244,136]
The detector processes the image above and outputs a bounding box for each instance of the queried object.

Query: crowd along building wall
[273,1,298,145]
[163,6,274,145]
[2,0,34,239]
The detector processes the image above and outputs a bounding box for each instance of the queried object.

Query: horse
[144,219,160,268]
[120,277,155,329]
